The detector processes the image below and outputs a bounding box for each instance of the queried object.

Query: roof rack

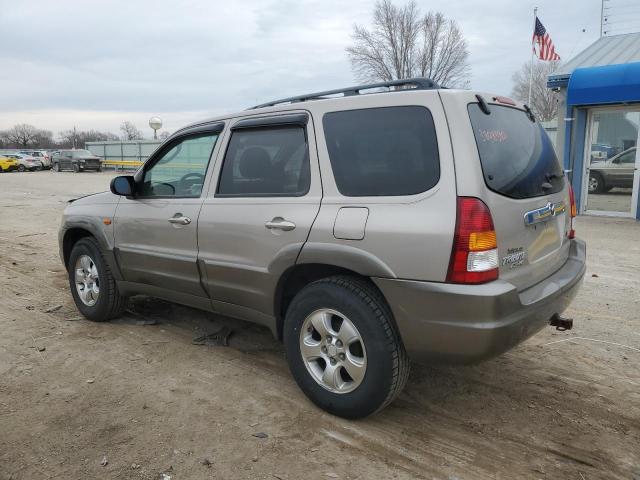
[250,77,440,109]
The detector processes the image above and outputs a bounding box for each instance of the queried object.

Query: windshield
[468,104,564,199]
[72,150,93,157]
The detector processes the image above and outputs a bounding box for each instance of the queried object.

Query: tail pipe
[550,313,573,331]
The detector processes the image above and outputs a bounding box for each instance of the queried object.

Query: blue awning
[567,62,640,106]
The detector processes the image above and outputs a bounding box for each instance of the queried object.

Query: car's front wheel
[68,237,126,321]
[17,165,25,172]
[284,276,409,419]
[72,163,80,173]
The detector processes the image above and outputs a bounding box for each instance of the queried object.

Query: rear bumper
[374,239,586,364]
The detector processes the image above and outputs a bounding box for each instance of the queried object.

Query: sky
[0,0,605,138]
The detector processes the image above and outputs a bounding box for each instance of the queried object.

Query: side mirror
[110,175,136,196]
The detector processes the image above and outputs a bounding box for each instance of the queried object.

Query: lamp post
[149,117,162,140]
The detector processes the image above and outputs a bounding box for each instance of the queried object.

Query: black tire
[589,172,605,194]
[283,275,410,419]
[73,163,80,173]
[17,165,25,172]
[67,237,126,322]
[52,162,60,172]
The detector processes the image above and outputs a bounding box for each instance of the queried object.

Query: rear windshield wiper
[523,104,535,122]
[475,94,491,115]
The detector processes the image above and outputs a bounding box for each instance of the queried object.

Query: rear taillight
[568,185,576,239]
[447,197,499,284]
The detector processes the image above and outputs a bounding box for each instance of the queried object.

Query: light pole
[149,117,162,140]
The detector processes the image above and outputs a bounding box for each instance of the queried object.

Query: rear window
[323,106,440,196]
[468,104,564,199]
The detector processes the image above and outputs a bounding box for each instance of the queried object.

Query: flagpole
[528,6,538,106]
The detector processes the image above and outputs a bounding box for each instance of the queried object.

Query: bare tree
[58,129,119,148]
[346,1,470,88]
[120,121,143,141]
[158,131,171,141]
[1,124,42,148]
[511,61,561,122]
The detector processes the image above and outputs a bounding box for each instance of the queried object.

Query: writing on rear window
[479,129,508,143]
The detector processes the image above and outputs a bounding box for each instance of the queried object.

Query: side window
[323,106,440,196]
[619,150,636,164]
[140,133,218,197]
[217,126,310,196]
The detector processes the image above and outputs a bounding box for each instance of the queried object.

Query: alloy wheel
[74,254,100,306]
[299,308,367,394]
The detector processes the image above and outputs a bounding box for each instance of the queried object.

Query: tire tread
[307,275,410,414]
[71,237,126,321]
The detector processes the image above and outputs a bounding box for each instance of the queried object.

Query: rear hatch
[467,100,571,291]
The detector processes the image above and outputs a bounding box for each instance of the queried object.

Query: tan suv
[59,79,586,418]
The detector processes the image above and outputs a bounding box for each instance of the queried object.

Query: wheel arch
[61,225,122,280]
[273,262,390,341]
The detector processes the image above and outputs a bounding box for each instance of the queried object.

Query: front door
[198,113,322,323]
[114,125,223,302]
[583,108,640,217]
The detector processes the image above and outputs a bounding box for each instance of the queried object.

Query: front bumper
[374,239,586,364]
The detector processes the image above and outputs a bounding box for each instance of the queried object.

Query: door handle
[168,215,191,225]
[265,217,296,231]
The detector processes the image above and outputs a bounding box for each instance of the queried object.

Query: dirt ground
[1,170,639,480]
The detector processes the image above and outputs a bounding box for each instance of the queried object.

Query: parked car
[52,149,102,172]
[9,154,42,171]
[20,150,51,169]
[59,78,586,418]
[589,147,637,193]
[0,155,19,172]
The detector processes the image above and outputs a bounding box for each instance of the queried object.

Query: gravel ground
[0,170,639,480]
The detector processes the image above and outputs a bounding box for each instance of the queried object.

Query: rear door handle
[265,217,296,231]
[168,215,191,225]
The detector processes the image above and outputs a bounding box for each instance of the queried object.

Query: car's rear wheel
[52,162,60,172]
[17,165,25,172]
[68,237,126,322]
[284,276,409,419]
[589,173,605,194]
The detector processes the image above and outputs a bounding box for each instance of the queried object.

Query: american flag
[533,17,560,61]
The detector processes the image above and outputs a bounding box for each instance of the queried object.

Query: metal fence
[85,140,162,170]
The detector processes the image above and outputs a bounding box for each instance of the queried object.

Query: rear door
[442,91,571,291]
[198,112,321,321]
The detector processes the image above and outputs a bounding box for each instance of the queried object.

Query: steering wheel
[178,172,205,195]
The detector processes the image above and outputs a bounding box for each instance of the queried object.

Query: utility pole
[73,125,77,149]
